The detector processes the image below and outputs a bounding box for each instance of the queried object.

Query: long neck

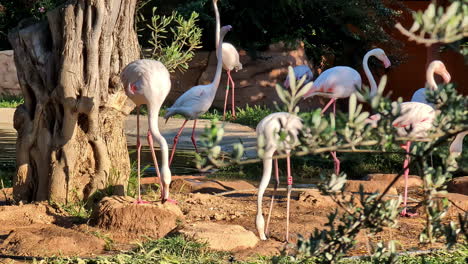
[147,104,169,170]
[214,1,220,49]
[211,31,226,89]
[450,131,468,154]
[363,52,377,97]
[426,64,437,90]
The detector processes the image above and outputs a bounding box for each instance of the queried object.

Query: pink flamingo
[255,112,303,242]
[366,61,452,216]
[120,59,174,204]
[165,25,232,165]
[304,48,391,175]
[411,60,451,105]
[213,0,243,120]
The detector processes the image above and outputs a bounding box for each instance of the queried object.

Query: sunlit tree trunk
[8,0,139,203]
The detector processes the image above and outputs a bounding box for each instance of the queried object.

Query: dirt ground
[0,176,466,262]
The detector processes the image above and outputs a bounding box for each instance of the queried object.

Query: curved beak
[442,72,451,83]
[383,58,391,68]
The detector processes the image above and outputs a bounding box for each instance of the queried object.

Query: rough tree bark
[8,0,139,203]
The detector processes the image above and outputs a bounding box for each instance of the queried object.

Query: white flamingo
[165,25,232,165]
[303,48,391,175]
[256,112,303,242]
[120,59,173,203]
[213,0,242,120]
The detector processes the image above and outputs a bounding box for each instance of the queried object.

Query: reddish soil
[0,176,466,261]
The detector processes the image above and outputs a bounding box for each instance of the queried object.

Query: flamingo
[303,48,391,175]
[120,59,174,204]
[284,65,313,88]
[255,112,303,242]
[165,25,232,165]
[213,0,243,120]
[411,60,451,105]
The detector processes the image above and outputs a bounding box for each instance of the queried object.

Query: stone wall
[0,50,21,95]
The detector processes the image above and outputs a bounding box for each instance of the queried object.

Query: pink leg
[286,152,292,242]
[134,107,148,204]
[147,130,161,204]
[223,71,230,120]
[400,141,417,217]
[169,120,188,166]
[321,98,336,114]
[228,70,236,118]
[265,158,279,236]
[191,119,199,153]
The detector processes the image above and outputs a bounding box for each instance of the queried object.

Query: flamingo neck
[212,30,227,89]
[426,63,438,90]
[147,104,169,171]
[213,0,220,49]
[450,131,468,154]
[363,52,377,97]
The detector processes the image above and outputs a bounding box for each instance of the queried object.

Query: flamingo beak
[383,58,391,68]
[442,72,451,83]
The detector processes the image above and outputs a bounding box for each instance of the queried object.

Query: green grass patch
[0,94,24,108]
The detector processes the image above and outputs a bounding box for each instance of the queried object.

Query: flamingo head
[432,60,451,84]
[369,48,391,68]
[220,25,232,34]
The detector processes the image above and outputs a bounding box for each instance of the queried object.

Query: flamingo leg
[223,71,230,120]
[321,98,336,114]
[286,152,292,242]
[265,158,279,236]
[256,149,275,240]
[401,141,417,217]
[191,119,199,153]
[146,130,161,204]
[134,106,147,204]
[228,70,236,118]
[329,99,340,175]
[169,120,188,166]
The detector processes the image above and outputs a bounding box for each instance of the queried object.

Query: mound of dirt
[365,174,423,189]
[345,180,398,195]
[91,196,184,240]
[447,176,468,195]
[171,179,256,194]
[0,225,105,257]
[180,222,259,251]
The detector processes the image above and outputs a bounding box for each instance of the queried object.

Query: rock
[171,179,255,194]
[0,50,21,95]
[91,196,183,239]
[165,42,321,110]
[447,176,468,195]
[180,222,258,251]
[345,180,398,195]
[0,225,105,257]
[434,193,468,216]
[365,173,423,189]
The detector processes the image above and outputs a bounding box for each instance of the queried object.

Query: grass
[0,94,23,108]
[33,236,467,264]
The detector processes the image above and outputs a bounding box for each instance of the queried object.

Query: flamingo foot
[400,208,418,217]
[162,198,178,204]
[134,197,151,204]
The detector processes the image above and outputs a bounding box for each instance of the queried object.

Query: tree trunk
[8,0,139,203]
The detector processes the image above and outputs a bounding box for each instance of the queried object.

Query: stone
[345,180,398,195]
[91,196,184,239]
[0,50,21,95]
[165,42,321,110]
[365,173,423,189]
[180,222,258,251]
[447,176,468,195]
[171,179,255,194]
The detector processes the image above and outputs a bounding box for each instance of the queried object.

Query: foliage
[196,65,468,262]
[0,0,64,50]
[395,0,467,47]
[0,94,24,108]
[176,0,407,66]
[138,3,203,73]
